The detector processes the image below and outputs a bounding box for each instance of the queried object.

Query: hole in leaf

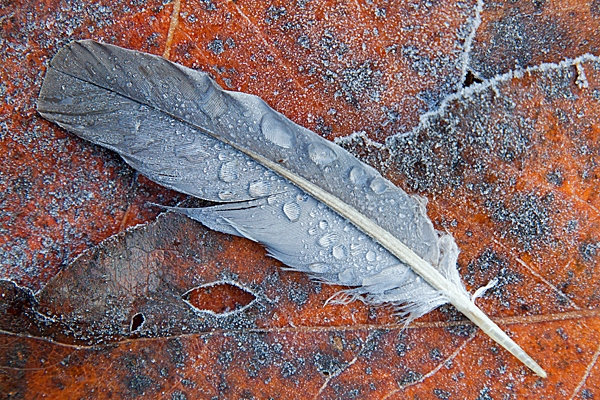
[130,312,145,332]
[463,70,483,87]
[183,281,256,315]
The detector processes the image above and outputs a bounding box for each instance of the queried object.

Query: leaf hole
[183,281,256,316]
[463,70,483,87]
[130,312,145,332]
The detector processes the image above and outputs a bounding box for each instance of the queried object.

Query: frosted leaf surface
[469,2,600,79]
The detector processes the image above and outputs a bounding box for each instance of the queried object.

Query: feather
[37,40,546,377]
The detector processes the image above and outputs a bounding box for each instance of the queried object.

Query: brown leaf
[1,0,600,398]
[386,56,600,397]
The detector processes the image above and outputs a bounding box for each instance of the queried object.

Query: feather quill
[37,40,546,377]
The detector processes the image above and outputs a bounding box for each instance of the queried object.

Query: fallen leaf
[1,0,599,398]
[168,0,481,141]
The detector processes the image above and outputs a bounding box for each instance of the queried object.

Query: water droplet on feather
[308,142,337,166]
[366,250,376,262]
[318,232,339,247]
[219,161,238,182]
[349,166,368,185]
[332,245,347,260]
[261,114,295,148]
[218,190,235,200]
[282,202,301,222]
[309,263,330,273]
[248,181,271,197]
[370,178,388,194]
[199,86,228,119]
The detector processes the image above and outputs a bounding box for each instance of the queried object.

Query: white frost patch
[334,130,385,149]
[575,62,590,89]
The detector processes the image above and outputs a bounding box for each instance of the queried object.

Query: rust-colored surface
[1,0,599,398]
[387,57,600,398]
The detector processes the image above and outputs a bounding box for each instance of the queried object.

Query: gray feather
[37,40,546,376]
[37,40,455,319]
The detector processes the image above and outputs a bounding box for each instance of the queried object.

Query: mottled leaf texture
[2,0,600,398]
[36,39,545,377]
[470,1,600,78]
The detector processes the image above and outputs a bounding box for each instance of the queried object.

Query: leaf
[167,0,481,141]
[1,212,477,398]
[2,0,600,398]
[0,0,183,291]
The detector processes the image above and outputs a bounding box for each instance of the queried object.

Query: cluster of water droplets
[195,183,401,287]
[191,82,442,278]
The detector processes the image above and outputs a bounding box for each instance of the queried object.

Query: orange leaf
[1,0,599,398]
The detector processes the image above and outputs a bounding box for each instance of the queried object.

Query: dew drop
[296,193,309,202]
[338,268,355,284]
[370,178,388,194]
[282,202,301,222]
[318,232,339,247]
[366,250,376,262]
[332,244,347,260]
[318,220,329,230]
[308,263,330,273]
[349,166,368,185]
[219,160,238,182]
[308,142,337,166]
[261,114,295,148]
[200,87,228,119]
[218,190,235,200]
[248,181,271,197]
[267,195,278,205]
[308,227,318,236]
[349,243,363,256]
